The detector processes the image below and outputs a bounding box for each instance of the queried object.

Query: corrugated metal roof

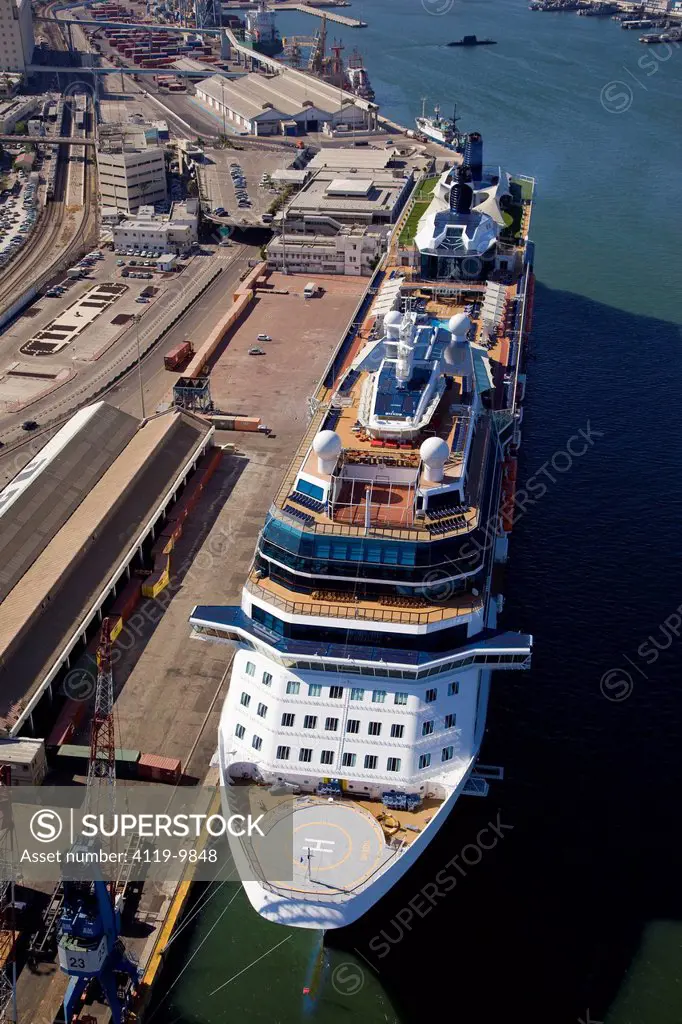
[0,403,139,603]
[0,409,211,725]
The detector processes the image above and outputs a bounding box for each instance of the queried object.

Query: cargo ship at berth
[243,1,283,56]
[190,130,536,929]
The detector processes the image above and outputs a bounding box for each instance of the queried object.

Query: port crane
[58,619,139,1024]
[0,766,17,1024]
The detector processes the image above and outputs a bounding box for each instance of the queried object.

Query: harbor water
[148,1,682,1021]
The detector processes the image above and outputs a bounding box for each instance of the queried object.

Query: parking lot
[199,146,289,228]
[0,176,39,270]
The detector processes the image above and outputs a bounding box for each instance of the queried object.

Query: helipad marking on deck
[302,838,336,854]
[293,821,352,872]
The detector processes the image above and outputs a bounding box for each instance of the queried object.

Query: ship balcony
[245,572,483,629]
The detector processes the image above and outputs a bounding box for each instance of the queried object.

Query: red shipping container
[47,698,87,747]
[110,578,142,622]
[138,753,182,782]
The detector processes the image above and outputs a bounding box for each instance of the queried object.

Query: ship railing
[245,576,479,625]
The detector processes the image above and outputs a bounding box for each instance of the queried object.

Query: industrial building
[0,0,33,74]
[112,199,199,253]
[195,70,376,136]
[96,124,168,213]
[0,401,215,739]
[266,225,384,276]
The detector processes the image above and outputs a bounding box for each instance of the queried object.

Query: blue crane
[57,619,139,1024]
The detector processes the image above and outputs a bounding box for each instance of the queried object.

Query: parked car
[22,420,38,431]
[248,347,266,356]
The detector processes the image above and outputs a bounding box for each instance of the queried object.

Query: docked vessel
[415,100,462,148]
[448,35,497,46]
[345,49,375,101]
[243,0,283,56]
[191,132,536,930]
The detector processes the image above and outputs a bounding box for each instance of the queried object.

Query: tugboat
[448,35,497,46]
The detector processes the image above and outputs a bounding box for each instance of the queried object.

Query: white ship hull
[221,754,476,929]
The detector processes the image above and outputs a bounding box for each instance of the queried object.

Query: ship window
[303,715,317,729]
[257,703,268,719]
[346,719,360,734]
[235,724,245,739]
[308,684,322,696]
[394,692,408,706]
[441,746,454,762]
[368,722,381,736]
[391,724,404,739]
[422,721,434,736]
[286,681,301,695]
[447,681,459,696]
[342,752,356,768]
[350,688,365,701]
[329,686,344,699]
[252,735,262,751]
[418,753,431,770]
[364,755,378,770]
[240,692,251,708]
[425,688,438,702]
[276,745,290,760]
[387,758,401,773]
[372,690,387,704]
[262,672,273,687]
[281,713,295,727]
[245,661,256,676]
[320,750,334,765]
[299,748,312,763]
[444,714,456,729]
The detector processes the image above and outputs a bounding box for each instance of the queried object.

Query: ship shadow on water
[329,282,682,1024]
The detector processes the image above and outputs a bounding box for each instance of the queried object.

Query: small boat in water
[448,35,497,46]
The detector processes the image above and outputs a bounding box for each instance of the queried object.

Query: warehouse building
[0,402,215,739]
[96,125,168,213]
[195,71,377,136]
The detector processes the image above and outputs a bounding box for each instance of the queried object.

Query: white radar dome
[313,430,342,474]
[420,436,450,484]
[448,313,472,338]
[384,310,402,326]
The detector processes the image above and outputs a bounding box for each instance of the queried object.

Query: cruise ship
[191,133,535,930]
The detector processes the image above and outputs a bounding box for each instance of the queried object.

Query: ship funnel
[420,437,450,484]
[313,430,342,475]
[464,132,483,185]
[449,164,472,214]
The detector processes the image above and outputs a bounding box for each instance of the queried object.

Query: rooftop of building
[306,147,400,172]
[286,166,412,220]
[0,403,212,729]
[197,71,370,121]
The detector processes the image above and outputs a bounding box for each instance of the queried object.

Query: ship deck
[247,570,483,626]
[249,793,444,900]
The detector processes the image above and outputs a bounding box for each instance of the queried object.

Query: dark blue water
[148,3,682,1022]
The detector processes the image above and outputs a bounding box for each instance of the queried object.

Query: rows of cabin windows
[243,662,459,702]
[234,723,455,772]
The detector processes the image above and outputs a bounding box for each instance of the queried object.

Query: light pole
[134,314,145,419]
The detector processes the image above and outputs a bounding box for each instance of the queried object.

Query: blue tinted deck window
[295,478,324,501]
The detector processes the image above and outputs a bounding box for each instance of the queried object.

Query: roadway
[0,241,259,486]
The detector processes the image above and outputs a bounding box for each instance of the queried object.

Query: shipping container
[47,698,87,747]
[54,744,140,779]
[110,577,142,622]
[164,340,194,370]
[138,752,182,783]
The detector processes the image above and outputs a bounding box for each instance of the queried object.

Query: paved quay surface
[72,273,368,774]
